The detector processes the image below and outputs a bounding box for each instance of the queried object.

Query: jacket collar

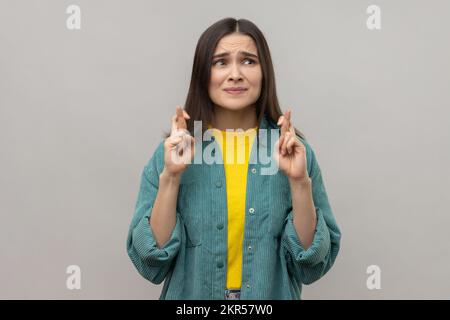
[201,113,278,148]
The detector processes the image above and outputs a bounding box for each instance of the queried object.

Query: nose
[228,61,243,82]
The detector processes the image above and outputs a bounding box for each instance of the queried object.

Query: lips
[224,87,248,94]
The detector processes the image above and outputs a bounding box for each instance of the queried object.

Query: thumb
[168,136,182,147]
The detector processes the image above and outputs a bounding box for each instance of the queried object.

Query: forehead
[214,33,257,54]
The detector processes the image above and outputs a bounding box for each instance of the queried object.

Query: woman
[126,18,341,300]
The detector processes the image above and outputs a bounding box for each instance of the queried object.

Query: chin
[219,101,252,111]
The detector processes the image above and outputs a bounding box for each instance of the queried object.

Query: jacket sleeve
[126,140,183,284]
[281,139,341,285]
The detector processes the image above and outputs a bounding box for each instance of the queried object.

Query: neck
[211,105,258,131]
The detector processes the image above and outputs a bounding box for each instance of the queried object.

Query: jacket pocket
[178,179,203,247]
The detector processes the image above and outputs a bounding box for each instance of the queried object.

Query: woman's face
[208,33,262,112]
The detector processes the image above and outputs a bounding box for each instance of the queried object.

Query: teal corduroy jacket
[126,114,341,299]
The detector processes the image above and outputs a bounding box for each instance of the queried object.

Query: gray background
[1,0,449,299]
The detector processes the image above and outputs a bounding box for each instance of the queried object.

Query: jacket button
[215,181,222,188]
[249,208,255,214]
[217,223,224,230]
[251,168,257,174]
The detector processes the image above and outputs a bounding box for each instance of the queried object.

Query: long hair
[164,17,305,142]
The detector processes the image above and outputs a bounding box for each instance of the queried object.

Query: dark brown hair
[164,17,305,142]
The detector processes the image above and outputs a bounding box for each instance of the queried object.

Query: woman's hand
[163,106,195,177]
[274,109,309,182]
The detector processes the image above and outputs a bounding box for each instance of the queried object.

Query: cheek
[246,69,262,88]
[208,75,220,97]
[209,74,226,98]
[210,70,226,87]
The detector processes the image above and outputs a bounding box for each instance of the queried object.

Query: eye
[213,59,226,66]
[212,58,257,67]
[243,58,256,65]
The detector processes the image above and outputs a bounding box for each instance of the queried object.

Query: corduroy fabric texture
[126,114,341,300]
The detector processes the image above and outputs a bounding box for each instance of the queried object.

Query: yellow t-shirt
[210,125,258,289]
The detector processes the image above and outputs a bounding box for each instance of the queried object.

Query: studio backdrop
[1,0,449,299]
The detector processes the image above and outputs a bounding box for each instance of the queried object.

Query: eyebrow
[212,51,259,59]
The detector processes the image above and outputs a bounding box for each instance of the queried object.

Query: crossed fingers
[277,109,297,155]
